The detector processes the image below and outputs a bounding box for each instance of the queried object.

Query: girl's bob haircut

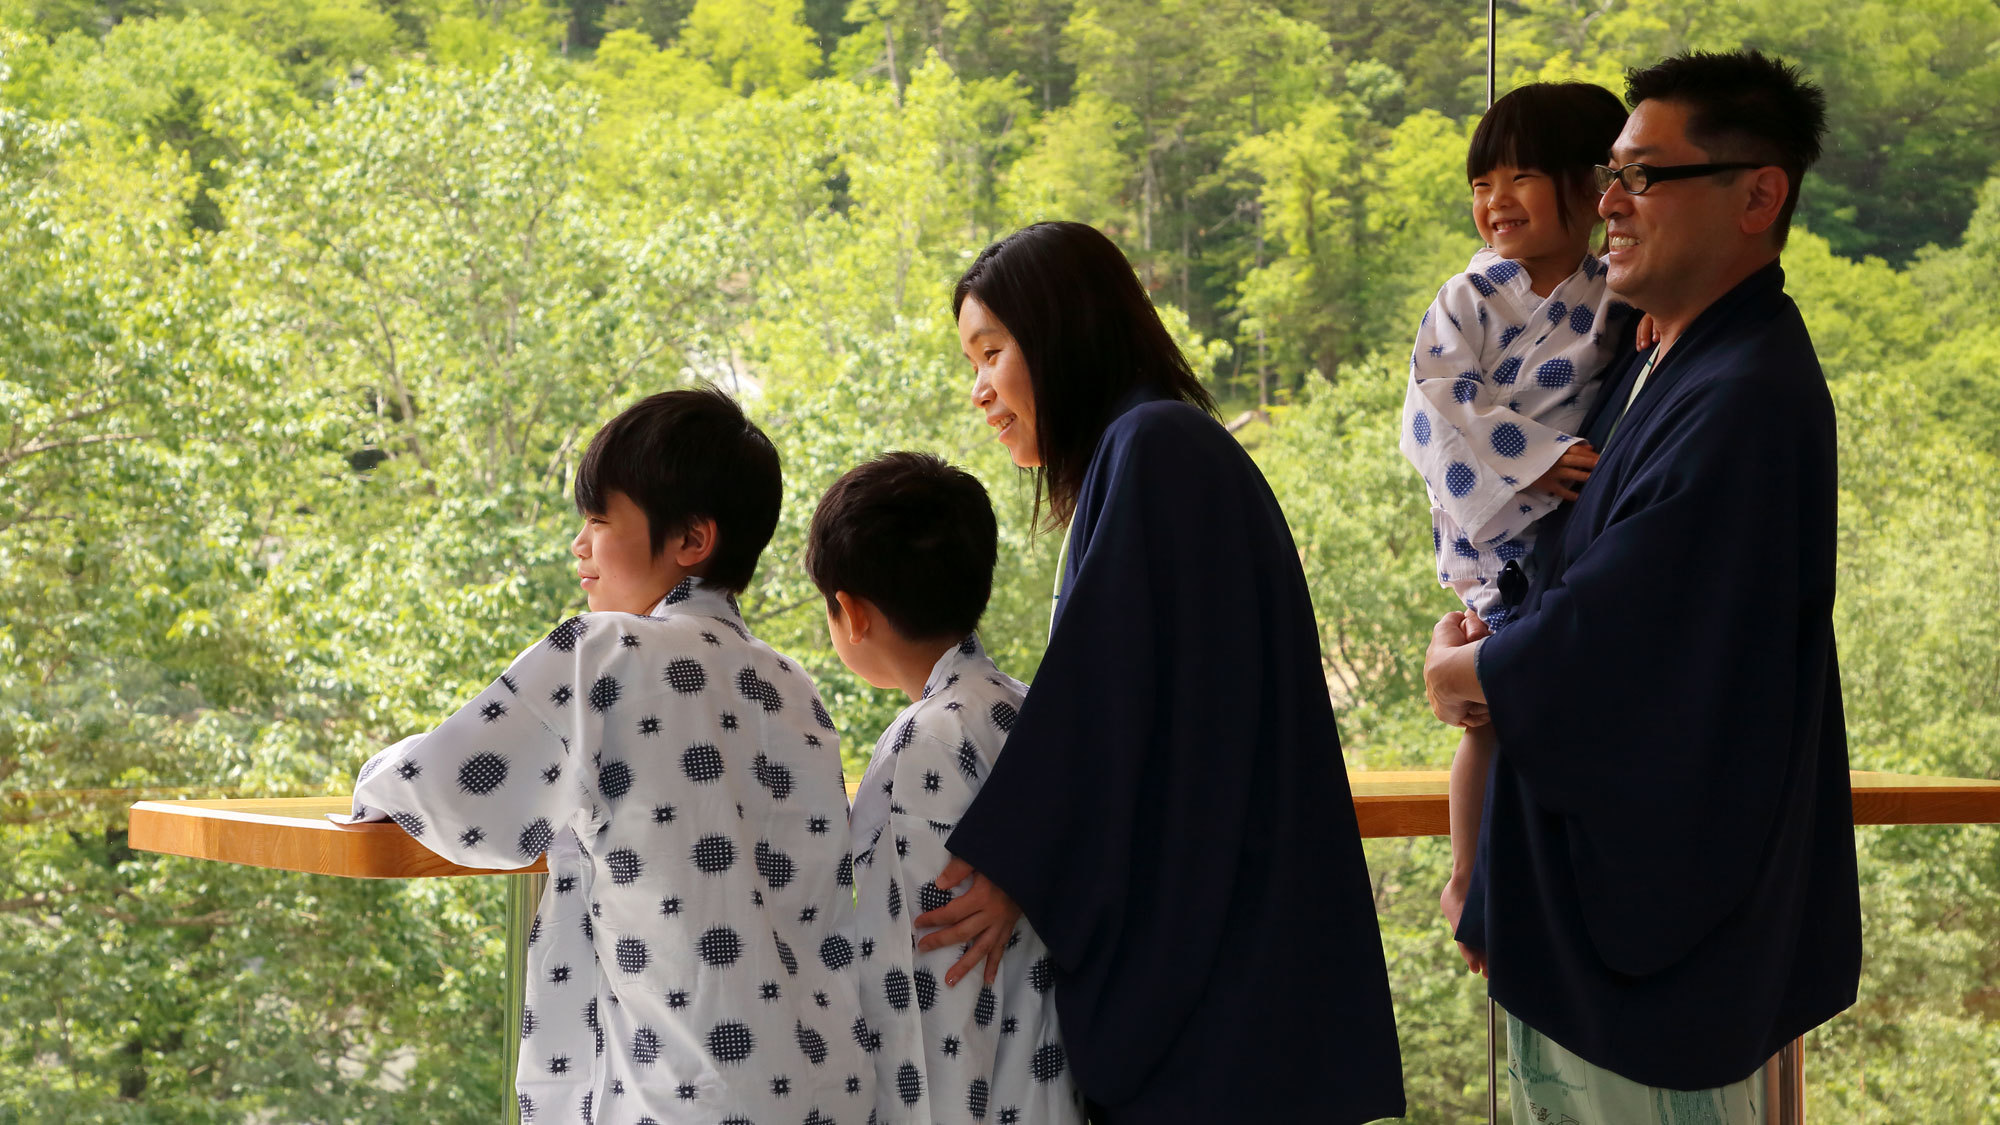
[1467,82,1629,229]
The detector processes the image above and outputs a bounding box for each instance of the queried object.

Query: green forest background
[1,0,1995,1119]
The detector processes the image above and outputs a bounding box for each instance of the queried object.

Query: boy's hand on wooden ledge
[914,855,1022,988]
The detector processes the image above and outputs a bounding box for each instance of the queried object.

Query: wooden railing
[129,770,2000,1124]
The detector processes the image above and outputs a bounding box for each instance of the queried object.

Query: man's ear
[1740,166,1790,240]
[671,517,720,571]
[832,591,872,645]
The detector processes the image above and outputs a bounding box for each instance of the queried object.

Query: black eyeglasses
[1593,161,1767,195]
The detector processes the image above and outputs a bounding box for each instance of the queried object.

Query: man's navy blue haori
[1466,263,1863,1090]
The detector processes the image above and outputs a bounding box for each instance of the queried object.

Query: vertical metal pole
[1770,1037,1806,1124]
[504,871,547,1125]
[1487,0,1497,108]
[1482,8,1501,1115]
[1488,998,1500,1125]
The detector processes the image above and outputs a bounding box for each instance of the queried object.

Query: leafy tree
[424,1,568,71]
[941,0,1071,107]
[681,0,819,94]
[1278,0,1487,118]
[2,15,296,228]
[183,0,406,90]
[572,24,728,173]
[1229,96,1475,389]
[599,0,695,45]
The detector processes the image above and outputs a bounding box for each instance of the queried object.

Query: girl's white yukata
[848,634,1083,1125]
[347,577,873,1125]
[1399,247,1630,628]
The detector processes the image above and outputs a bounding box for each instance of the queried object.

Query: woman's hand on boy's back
[1531,442,1599,502]
[915,855,1022,988]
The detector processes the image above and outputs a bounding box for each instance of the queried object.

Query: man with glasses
[1424,50,1860,1123]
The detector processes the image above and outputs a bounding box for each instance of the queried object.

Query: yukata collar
[918,632,990,701]
[1470,245,1607,299]
[645,576,744,625]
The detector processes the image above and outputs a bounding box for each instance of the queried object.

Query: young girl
[1398,83,1634,966]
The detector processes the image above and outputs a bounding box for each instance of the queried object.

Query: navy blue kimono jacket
[1463,262,1862,1089]
[949,395,1405,1122]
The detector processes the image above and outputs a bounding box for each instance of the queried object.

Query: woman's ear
[672,517,720,571]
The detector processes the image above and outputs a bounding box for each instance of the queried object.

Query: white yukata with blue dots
[848,634,1083,1125]
[1398,247,1630,627]
[344,576,874,1125]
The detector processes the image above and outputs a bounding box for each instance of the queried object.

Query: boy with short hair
[347,386,873,1124]
[806,452,1082,1125]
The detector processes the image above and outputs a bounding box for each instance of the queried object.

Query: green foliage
[681,0,819,95]
[1,2,1996,1120]
[185,0,406,91]
[1230,98,1476,391]
[600,0,695,46]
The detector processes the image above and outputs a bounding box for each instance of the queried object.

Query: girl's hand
[1636,313,1660,350]
[1531,442,1599,502]
[913,856,1023,987]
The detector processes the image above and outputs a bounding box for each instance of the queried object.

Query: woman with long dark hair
[911,221,1405,1122]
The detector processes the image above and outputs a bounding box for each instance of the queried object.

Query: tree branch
[0,431,151,469]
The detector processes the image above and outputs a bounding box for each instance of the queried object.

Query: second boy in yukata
[806,452,1083,1125]
[345,387,873,1124]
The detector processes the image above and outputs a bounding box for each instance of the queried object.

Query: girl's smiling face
[961,295,1040,468]
[1471,163,1576,260]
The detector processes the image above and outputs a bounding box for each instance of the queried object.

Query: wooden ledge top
[128,770,2000,880]
[126,796,544,879]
